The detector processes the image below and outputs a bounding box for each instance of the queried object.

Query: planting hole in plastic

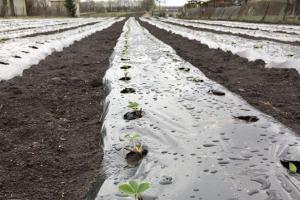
[281,161,300,174]
[125,148,148,166]
[29,46,38,49]
[234,115,259,122]
[124,110,144,120]
[119,77,131,81]
[120,65,131,70]
[208,89,225,96]
[178,67,190,72]
[0,61,9,65]
[121,88,136,94]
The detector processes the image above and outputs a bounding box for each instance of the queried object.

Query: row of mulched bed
[0,20,125,200]
[139,19,300,135]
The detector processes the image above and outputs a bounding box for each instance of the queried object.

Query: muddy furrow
[0,20,125,200]
[138,19,300,134]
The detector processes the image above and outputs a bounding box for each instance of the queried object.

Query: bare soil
[0,20,125,200]
[139,19,300,134]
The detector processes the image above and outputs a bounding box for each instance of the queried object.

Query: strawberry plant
[125,133,143,155]
[128,101,140,111]
[119,180,151,200]
[289,162,297,173]
[124,101,144,120]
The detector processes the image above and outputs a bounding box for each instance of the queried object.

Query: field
[0,16,300,200]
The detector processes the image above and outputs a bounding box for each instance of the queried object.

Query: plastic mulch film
[95,18,300,200]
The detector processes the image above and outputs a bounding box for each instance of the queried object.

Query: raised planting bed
[0,18,123,81]
[0,19,126,200]
[141,17,300,73]
[93,18,300,200]
[139,18,300,136]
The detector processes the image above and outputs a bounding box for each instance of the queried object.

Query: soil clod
[159,176,173,185]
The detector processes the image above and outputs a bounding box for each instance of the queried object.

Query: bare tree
[39,0,49,16]
[25,0,35,15]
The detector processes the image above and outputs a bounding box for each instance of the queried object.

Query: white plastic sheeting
[95,18,300,200]
[141,17,300,73]
[162,17,300,43]
[180,18,300,35]
[0,18,124,81]
[0,18,106,40]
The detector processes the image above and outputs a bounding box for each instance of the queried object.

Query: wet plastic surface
[141,17,300,73]
[95,18,300,200]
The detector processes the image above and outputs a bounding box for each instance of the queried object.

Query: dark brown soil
[162,19,300,47]
[22,21,99,39]
[0,20,125,200]
[139,19,300,134]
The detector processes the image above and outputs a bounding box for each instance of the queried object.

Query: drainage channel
[95,18,300,200]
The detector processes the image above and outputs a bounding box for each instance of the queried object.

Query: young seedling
[187,77,203,83]
[119,68,131,81]
[124,101,144,120]
[124,69,129,78]
[128,101,140,111]
[119,180,151,200]
[288,162,297,174]
[172,58,179,62]
[253,44,263,49]
[0,38,5,43]
[125,133,143,155]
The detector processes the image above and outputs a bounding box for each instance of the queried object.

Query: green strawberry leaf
[137,182,151,193]
[289,162,297,173]
[119,183,135,195]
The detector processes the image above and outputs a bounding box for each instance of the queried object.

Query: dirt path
[139,19,300,134]
[0,20,125,200]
